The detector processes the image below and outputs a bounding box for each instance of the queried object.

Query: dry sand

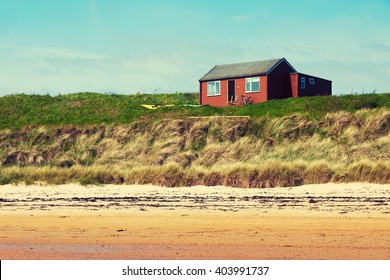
[0,183,389,259]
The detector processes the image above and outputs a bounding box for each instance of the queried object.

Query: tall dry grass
[0,108,389,187]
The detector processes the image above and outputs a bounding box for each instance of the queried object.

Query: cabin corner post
[199,81,203,105]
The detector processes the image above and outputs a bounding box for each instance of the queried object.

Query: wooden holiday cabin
[199,58,332,106]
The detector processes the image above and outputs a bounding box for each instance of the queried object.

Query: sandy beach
[0,183,389,259]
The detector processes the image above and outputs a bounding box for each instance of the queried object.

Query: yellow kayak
[141,104,175,110]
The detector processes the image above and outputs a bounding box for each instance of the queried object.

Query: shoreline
[1,182,389,217]
[1,182,389,260]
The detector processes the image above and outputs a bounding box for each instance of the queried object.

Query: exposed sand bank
[0,183,389,259]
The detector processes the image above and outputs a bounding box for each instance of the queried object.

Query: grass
[0,92,389,129]
[0,92,198,129]
[0,92,389,187]
[1,159,389,187]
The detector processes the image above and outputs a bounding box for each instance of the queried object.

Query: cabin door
[228,80,236,103]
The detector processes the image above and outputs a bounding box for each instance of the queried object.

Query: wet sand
[0,183,389,259]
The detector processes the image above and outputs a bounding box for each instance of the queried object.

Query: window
[309,78,315,85]
[300,77,306,89]
[245,77,260,93]
[207,81,220,96]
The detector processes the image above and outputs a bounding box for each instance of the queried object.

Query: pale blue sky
[0,0,389,95]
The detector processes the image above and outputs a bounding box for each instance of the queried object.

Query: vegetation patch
[0,92,389,129]
[0,93,389,187]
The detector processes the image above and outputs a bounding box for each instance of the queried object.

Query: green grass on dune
[0,92,198,129]
[0,92,389,129]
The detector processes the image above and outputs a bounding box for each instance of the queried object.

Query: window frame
[309,78,315,85]
[300,77,306,89]
[207,81,221,96]
[245,77,260,93]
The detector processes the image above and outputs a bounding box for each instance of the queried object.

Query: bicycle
[237,95,254,105]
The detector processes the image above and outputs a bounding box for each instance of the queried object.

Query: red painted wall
[234,76,268,104]
[200,80,227,106]
[290,73,299,98]
[200,76,268,106]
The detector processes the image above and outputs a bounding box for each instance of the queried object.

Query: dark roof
[199,58,295,82]
[294,72,333,83]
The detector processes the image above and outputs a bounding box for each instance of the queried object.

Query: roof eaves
[199,73,268,82]
[299,72,332,82]
[199,65,218,82]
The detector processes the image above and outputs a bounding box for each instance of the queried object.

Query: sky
[0,0,390,95]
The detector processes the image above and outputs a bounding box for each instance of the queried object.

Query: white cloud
[0,43,108,60]
[31,46,108,61]
[0,41,206,94]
